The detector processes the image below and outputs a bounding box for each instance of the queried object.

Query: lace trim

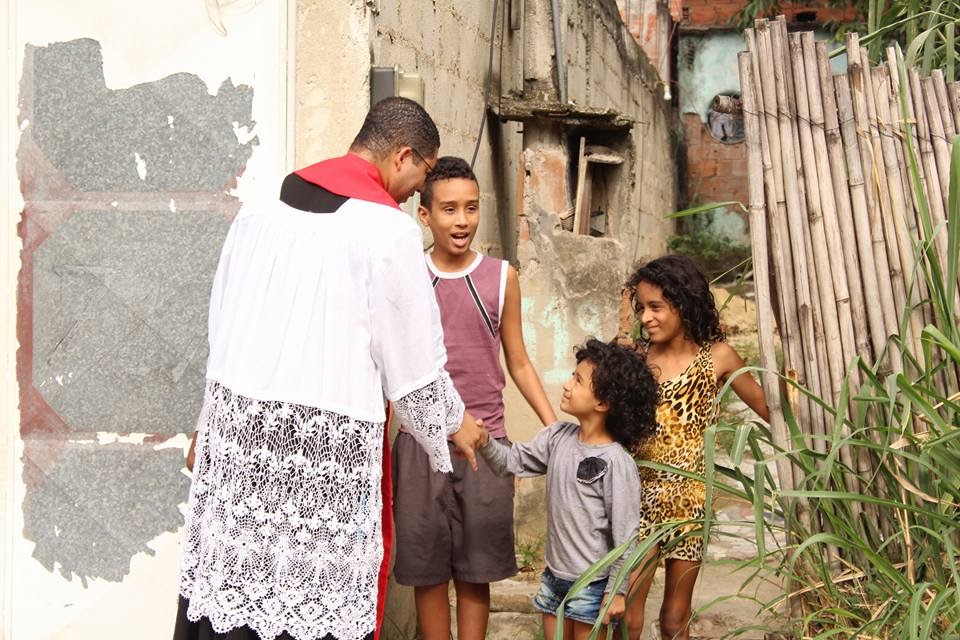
[179,381,384,640]
[391,369,463,473]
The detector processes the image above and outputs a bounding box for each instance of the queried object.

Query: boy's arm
[500,265,557,426]
[478,422,559,478]
[603,454,642,595]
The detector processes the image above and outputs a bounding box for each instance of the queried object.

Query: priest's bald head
[350,97,440,204]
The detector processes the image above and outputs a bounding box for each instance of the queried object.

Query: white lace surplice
[180,374,462,640]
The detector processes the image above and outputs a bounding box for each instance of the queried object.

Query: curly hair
[625,255,725,346]
[350,97,440,161]
[420,156,478,208]
[574,339,658,450]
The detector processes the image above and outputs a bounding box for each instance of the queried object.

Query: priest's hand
[450,412,484,471]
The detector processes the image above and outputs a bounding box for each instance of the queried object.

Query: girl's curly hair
[626,254,725,346]
[574,339,658,450]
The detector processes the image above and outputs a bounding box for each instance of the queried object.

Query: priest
[174,97,484,640]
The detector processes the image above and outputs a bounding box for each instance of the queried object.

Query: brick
[692,159,718,178]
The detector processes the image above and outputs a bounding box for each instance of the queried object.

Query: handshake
[450,412,491,470]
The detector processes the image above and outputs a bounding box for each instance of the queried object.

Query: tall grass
[558,53,960,640]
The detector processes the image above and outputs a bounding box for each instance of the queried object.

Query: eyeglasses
[410,147,435,176]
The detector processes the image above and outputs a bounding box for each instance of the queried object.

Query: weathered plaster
[296,0,371,165]
[8,1,291,636]
[17,36,248,586]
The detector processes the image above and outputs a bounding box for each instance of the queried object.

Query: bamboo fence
[739,18,959,526]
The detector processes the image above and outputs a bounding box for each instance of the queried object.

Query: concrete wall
[4,1,291,637]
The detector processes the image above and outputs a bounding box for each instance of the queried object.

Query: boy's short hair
[574,339,658,450]
[420,156,478,208]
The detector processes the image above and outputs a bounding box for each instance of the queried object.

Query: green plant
[516,535,545,573]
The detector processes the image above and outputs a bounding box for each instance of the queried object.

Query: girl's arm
[478,421,561,478]
[500,265,557,426]
[712,342,770,422]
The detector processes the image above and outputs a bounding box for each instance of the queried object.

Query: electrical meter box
[371,65,425,107]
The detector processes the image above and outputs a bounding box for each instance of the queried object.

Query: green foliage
[667,231,752,283]
[516,535,544,573]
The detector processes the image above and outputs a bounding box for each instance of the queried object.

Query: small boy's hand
[478,423,490,447]
[602,593,625,625]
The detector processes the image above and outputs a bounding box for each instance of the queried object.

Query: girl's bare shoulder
[709,341,746,379]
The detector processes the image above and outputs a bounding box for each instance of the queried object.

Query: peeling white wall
[2,0,291,637]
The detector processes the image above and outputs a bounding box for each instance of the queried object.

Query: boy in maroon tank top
[393,157,557,640]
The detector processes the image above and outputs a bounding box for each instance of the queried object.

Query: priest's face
[386,146,437,203]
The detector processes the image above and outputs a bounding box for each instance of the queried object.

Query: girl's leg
[453,579,491,640]
[572,620,606,640]
[624,546,660,640]
[542,613,575,640]
[414,582,452,640]
[658,559,701,640]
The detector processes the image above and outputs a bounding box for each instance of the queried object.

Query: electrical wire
[470,0,500,169]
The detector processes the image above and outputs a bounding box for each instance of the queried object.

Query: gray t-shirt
[479,421,640,594]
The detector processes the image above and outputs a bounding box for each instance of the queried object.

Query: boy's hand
[450,413,483,471]
[601,593,625,625]
[478,424,490,448]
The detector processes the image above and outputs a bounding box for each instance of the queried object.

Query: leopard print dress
[634,343,719,562]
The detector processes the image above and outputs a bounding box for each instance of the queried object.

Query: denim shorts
[532,567,608,625]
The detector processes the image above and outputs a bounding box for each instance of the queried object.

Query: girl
[624,255,769,640]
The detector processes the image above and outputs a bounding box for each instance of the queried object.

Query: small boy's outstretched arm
[712,342,770,422]
[500,265,557,426]
[478,422,558,478]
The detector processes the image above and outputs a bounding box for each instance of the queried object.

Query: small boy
[478,339,658,639]
[393,156,557,640]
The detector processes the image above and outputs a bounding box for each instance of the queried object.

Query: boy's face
[418,177,480,257]
[560,359,605,418]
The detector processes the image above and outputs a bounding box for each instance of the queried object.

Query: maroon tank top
[402,253,508,438]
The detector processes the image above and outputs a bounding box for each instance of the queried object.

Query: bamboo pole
[753,20,810,435]
[745,27,788,344]
[932,70,956,141]
[799,33,865,504]
[771,18,826,443]
[865,63,920,359]
[922,76,952,210]
[887,48,928,257]
[873,64,927,356]
[817,42,873,364]
[744,26,808,507]
[947,81,960,132]
[802,33,860,383]
[847,34,901,354]
[835,74,893,366]
[739,48,798,511]
[909,67,950,269]
[790,32,844,428]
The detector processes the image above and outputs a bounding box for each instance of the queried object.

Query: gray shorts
[392,431,518,586]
